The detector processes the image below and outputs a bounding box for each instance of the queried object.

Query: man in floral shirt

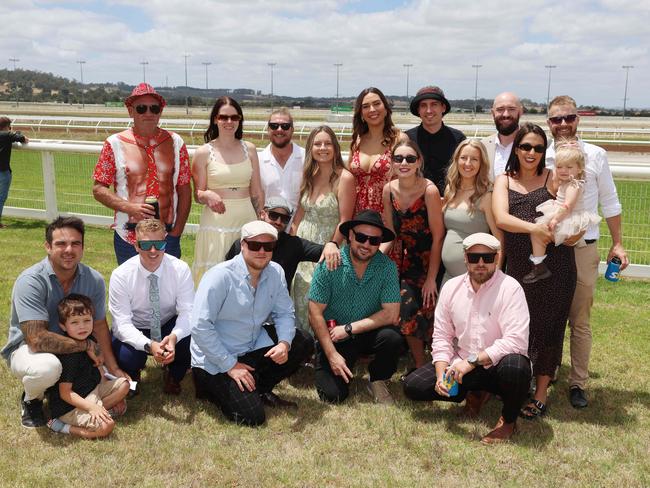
[92,83,191,264]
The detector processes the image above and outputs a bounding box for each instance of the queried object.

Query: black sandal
[519,399,547,420]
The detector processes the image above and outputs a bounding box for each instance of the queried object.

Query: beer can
[327,319,337,330]
[145,196,160,220]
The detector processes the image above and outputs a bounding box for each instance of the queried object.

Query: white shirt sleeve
[170,261,195,342]
[594,148,622,219]
[109,267,149,351]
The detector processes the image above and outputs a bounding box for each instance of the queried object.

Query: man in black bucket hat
[406,86,466,195]
[307,210,403,405]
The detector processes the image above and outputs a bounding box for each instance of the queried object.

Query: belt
[125,222,173,232]
[584,239,597,244]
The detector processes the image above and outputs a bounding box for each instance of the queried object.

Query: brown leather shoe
[480,416,516,445]
[163,369,181,395]
[260,391,298,409]
[462,390,491,418]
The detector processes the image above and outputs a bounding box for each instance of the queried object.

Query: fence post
[41,151,59,220]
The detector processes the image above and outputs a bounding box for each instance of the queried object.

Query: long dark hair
[504,123,548,176]
[350,87,398,154]
[204,96,244,142]
[299,126,345,201]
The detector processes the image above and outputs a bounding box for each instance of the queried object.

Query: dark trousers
[403,353,531,423]
[111,316,191,383]
[114,232,181,265]
[315,325,405,404]
[192,329,314,426]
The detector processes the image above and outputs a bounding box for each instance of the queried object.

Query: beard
[469,267,496,285]
[271,138,291,149]
[496,117,519,136]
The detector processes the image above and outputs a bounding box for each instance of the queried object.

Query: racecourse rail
[4,140,650,279]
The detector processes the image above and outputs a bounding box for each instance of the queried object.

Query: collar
[232,252,271,286]
[462,268,502,294]
[419,122,445,137]
[45,256,82,280]
[262,143,298,164]
[137,255,165,279]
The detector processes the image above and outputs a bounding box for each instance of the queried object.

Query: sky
[1,0,648,108]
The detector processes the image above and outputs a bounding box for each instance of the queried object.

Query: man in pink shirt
[404,232,531,445]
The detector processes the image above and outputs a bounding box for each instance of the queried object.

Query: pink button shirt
[432,269,529,367]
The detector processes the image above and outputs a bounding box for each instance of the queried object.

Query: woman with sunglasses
[492,123,577,420]
[441,139,503,284]
[380,140,444,369]
[291,126,355,333]
[191,96,264,286]
[348,87,403,215]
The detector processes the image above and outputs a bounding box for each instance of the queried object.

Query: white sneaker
[368,380,394,405]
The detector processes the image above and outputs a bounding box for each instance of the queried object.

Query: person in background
[481,92,523,180]
[0,116,28,228]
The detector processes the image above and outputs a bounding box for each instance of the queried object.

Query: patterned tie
[148,274,162,342]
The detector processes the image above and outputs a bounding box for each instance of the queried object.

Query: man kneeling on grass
[47,295,130,438]
[403,233,531,444]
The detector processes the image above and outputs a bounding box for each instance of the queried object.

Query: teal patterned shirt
[308,245,400,324]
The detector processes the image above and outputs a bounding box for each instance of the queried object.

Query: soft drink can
[327,320,337,330]
[605,256,622,282]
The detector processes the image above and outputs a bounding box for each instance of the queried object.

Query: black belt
[584,239,597,244]
[124,223,173,232]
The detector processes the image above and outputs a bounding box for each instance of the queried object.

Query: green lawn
[0,218,649,486]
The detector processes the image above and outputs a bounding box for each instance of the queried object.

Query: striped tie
[148,274,162,342]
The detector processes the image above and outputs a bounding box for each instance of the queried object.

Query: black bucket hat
[409,86,451,117]
[339,210,395,243]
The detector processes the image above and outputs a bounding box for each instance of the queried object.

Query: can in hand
[145,196,160,220]
[327,320,337,330]
[605,256,622,282]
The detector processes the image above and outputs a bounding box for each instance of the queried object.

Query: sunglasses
[135,104,161,115]
[137,239,167,251]
[267,210,291,224]
[548,114,578,125]
[244,240,277,252]
[268,122,292,131]
[351,229,382,246]
[517,143,546,154]
[392,154,418,164]
[466,252,497,264]
[217,114,241,122]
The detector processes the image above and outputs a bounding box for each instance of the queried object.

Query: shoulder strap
[240,140,249,158]
[544,169,551,185]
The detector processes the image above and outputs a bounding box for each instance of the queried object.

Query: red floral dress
[389,191,434,340]
[349,147,392,215]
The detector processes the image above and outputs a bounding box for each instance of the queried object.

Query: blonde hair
[554,140,586,180]
[548,95,577,111]
[443,139,491,214]
[299,126,345,202]
[135,218,165,237]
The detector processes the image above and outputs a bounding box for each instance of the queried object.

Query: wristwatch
[144,341,152,355]
[344,323,354,337]
[467,353,480,367]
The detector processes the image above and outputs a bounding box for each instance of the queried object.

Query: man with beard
[545,95,628,409]
[404,233,531,445]
[481,92,523,180]
[259,108,305,215]
[406,86,466,195]
[308,210,402,405]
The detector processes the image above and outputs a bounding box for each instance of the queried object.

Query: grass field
[0,218,649,486]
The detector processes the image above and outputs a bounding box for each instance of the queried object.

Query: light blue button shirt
[190,253,296,374]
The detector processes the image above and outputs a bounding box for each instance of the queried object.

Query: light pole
[202,62,211,90]
[183,53,190,114]
[77,60,86,109]
[403,64,413,102]
[9,57,20,107]
[140,61,148,83]
[472,64,482,118]
[545,65,557,114]
[268,62,276,110]
[622,65,634,119]
[334,63,342,113]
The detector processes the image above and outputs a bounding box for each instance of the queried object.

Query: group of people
[1,82,629,445]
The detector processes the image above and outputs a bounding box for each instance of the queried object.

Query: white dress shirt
[259,142,305,211]
[546,139,622,241]
[109,254,194,351]
[493,138,514,180]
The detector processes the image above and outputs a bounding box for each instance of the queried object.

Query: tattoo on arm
[251,196,261,216]
[20,320,87,354]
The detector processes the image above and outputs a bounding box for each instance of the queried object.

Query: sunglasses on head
[548,114,578,125]
[351,229,382,246]
[244,240,277,252]
[135,104,161,115]
[392,154,418,164]
[466,252,497,264]
[266,210,291,224]
[517,143,546,154]
[137,239,166,251]
[217,114,241,122]
[268,122,292,131]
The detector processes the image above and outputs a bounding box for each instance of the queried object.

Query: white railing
[4,141,650,279]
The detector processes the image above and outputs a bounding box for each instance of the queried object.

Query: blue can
[605,257,622,282]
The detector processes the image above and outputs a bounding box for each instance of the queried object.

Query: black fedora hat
[339,210,395,243]
[409,86,451,117]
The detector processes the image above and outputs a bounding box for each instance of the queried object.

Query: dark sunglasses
[351,229,382,246]
[244,240,277,252]
[517,143,546,154]
[135,104,161,115]
[548,114,578,125]
[267,210,291,224]
[268,122,292,131]
[466,252,497,264]
[392,154,418,164]
[137,239,167,251]
[217,114,241,122]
